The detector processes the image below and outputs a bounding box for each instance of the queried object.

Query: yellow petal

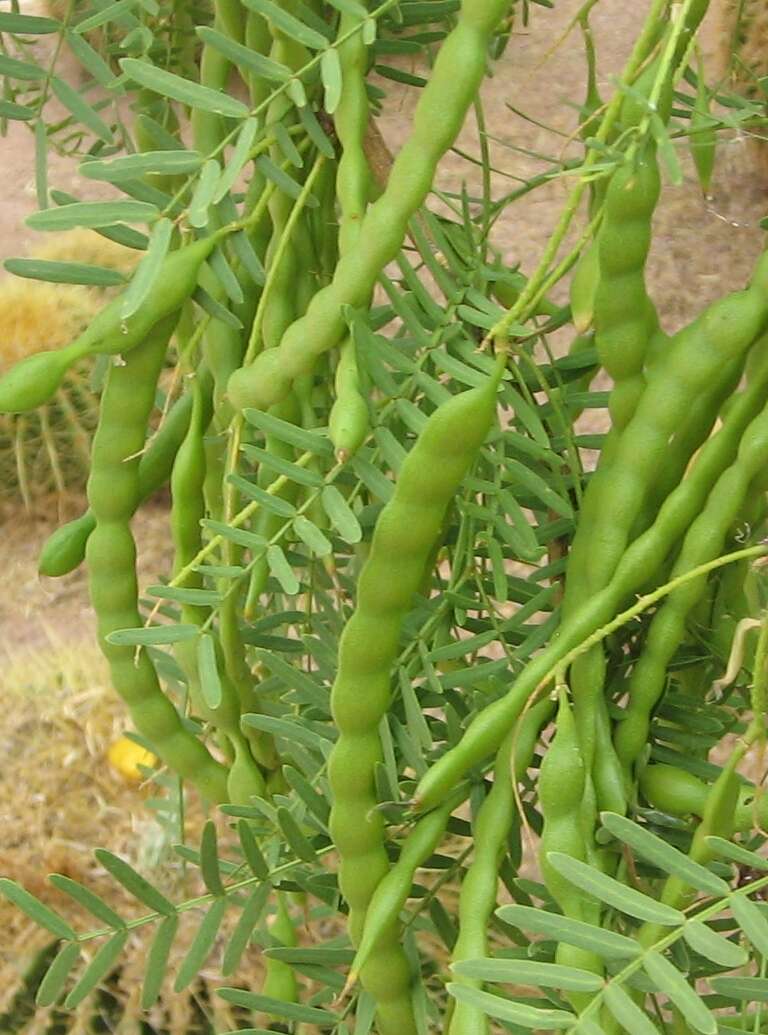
[107,736,157,784]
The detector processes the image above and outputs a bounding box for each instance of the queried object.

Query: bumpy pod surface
[0,234,223,414]
[328,337,369,460]
[350,793,459,981]
[415,257,768,810]
[327,10,371,460]
[226,0,513,413]
[448,700,551,1035]
[641,763,767,832]
[86,316,228,803]
[38,383,204,577]
[577,251,768,596]
[537,691,602,1005]
[538,691,587,910]
[564,149,661,613]
[614,389,768,772]
[328,370,500,1034]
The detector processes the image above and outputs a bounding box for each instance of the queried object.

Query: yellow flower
[107,736,157,784]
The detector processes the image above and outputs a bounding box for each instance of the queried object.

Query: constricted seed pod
[0,232,226,414]
[329,359,504,1033]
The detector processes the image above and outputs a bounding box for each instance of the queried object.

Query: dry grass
[0,616,277,1033]
[0,230,142,507]
[0,505,256,1030]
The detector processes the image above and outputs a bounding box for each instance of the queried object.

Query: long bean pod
[327,5,372,460]
[242,8,308,616]
[226,0,515,412]
[329,361,502,1035]
[613,392,768,776]
[348,789,464,986]
[448,698,552,1035]
[630,356,745,542]
[169,377,267,801]
[414,266,768,810]
[574,252,768,590]
[38,373,213,578]
[565,43,701,607]
[563,128,665,838]
[0,233,227,414]
[192,15,272,748]
[538,689,602,1004]
[85,316,228,803]
[564,148,662,612]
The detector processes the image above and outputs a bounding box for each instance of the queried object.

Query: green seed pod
[350,791,462,982]
[330,362,502,1035]
[86,315,228,803]
[261,894,298,1012]
[415,259,768,811]
[78,232,228,360]
[614,386,768,777]
[0,277,104,506]
[38,513,94,578]
[640,763,708,817]
[226,738,268,804]
[639,753,741,952]
[328,335,369,461]
[37,378,207,577]
[225,0,521,413]
[641,762,768,833]
[0,233,225,414]
[538,689,602,1005]
[449,700,552,1035]
[0,350,76,415]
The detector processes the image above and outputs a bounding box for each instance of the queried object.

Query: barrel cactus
[0,281,99,507]
[0,232,140,509]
